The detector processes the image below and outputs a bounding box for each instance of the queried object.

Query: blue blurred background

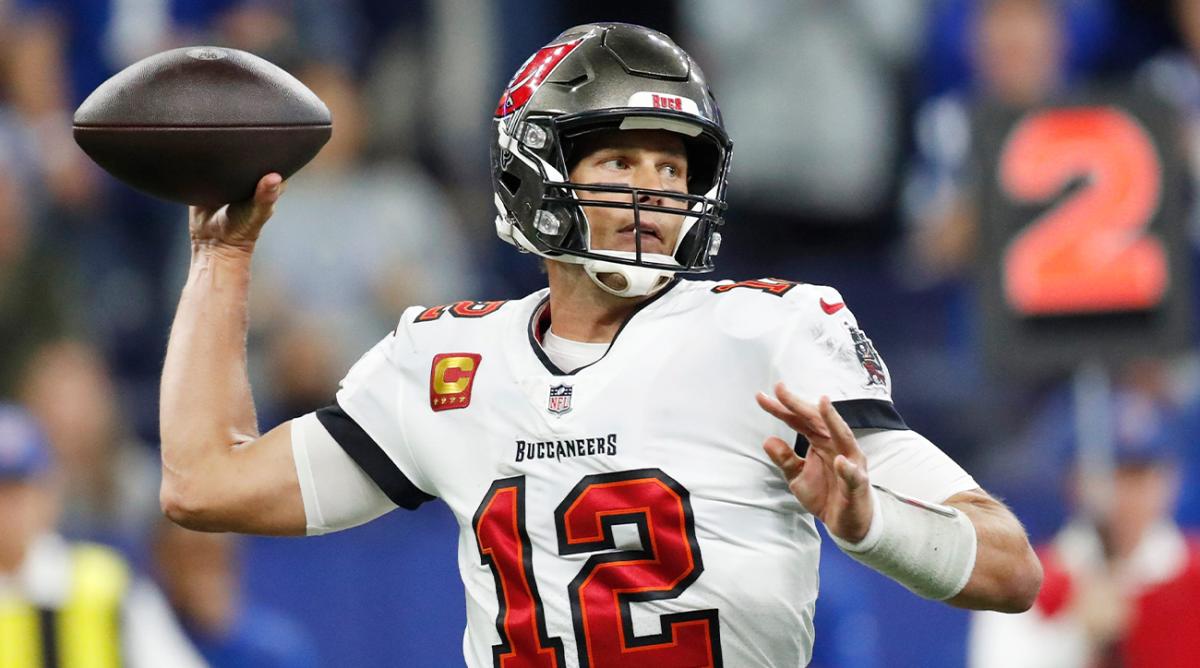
[3,0,1200,665]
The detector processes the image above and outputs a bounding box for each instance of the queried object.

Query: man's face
[0,479,57,572]
[974,0,1063,106]
[1108,463,1177,552]
[1073,461,1179,558]
[567,129,689,257]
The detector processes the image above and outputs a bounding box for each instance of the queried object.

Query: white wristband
[830,485,977,601]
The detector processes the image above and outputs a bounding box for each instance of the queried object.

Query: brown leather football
[73,46,331,206]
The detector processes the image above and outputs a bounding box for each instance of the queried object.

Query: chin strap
[582,253,677,298]
[506,219,679,299]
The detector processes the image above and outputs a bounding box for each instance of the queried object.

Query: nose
[631,162,665,205]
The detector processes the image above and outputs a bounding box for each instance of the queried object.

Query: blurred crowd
[3,0,1200,666]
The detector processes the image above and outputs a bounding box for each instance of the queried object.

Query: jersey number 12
[473,469,722,668]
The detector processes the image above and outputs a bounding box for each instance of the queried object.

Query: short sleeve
[773,286,905,431]
[314,325,437,510]
[291,412,397,535]
[856,429,978,503]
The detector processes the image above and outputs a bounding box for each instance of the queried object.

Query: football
[73,46,331,206]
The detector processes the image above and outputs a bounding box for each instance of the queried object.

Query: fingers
[759,384,868,470]
[756,391,799,430]
[756,384,830,439]
[190,204,216,218]
[831,453,874,543]
[255,173,285,203]
[248,173,284,217]
[763,436,805,480]
[775,383,832,439]
[188,205,208,231]
[222,173,284,235]
[231,173,284,207]
[819,396,863,461]
[834,454,868,494]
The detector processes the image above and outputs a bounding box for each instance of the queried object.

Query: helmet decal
[494,38,585,118]
[627,91,702,116]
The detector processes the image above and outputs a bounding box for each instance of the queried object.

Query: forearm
[160,243,260,508]
[158,177,304,534]
[829,484,1039,611]
[945,490,1042,613]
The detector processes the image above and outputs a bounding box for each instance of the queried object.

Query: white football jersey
[294,278,977,667]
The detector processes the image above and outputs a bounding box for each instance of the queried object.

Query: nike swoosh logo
[820,298,845,315]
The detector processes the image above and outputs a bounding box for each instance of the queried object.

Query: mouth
[617,222,664,243]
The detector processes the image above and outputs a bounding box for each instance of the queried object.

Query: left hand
[756,383,874,543]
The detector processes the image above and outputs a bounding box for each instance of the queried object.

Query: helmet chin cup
[582,253,676,298]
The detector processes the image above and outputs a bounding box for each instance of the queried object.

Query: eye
[660,163,681,179]
[601,157,629,170]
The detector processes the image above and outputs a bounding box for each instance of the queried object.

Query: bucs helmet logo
[494,38,584,118]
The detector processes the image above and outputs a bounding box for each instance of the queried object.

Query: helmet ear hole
[499,171,522,197]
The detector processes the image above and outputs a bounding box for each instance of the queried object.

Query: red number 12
[473,469,722,668]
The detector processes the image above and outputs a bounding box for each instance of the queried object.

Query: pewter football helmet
[491,23,733,297]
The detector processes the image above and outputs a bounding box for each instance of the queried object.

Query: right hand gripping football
[189,173,285,251]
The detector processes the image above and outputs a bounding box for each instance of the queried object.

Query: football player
[160,23,1042,667]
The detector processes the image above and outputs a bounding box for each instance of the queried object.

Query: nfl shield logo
[547,384,573,415]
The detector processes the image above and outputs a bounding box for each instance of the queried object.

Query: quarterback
[160,23,1041,667]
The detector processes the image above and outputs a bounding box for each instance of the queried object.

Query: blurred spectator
[4,0,101,210]
[17,340,160,552]
[153,520,317,668]
[1140,0,1200,246]
[0,403,205,667]
[0,112,72,397]
[3,0,314,441]
[256,317,342,430]
[903,0,1070,283]
[981,359,1195,542]
[917,0,1115,100]
[213,0,358,73]
[246,60,478,388]
[969,391,1200,668]
[682,0,924,223]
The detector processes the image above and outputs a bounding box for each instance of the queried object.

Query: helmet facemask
[496,111,730,297]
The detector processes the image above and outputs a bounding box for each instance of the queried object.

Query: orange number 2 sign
[999,107,1168,315]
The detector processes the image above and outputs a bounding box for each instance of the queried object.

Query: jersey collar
[526,278,681,376]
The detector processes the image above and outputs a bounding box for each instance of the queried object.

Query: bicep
[200,420,309,535]
[186,405,406,537]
